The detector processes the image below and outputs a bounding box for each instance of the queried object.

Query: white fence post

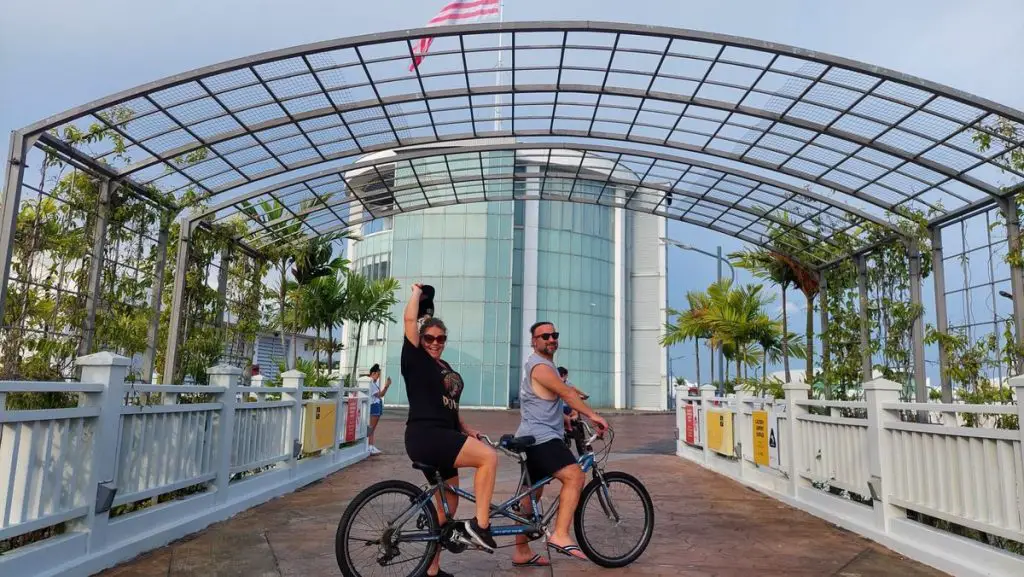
[281,370,305,463]
[783,381,809,498]
[734,389,749,478]
[699,384,716,465]
[864,377,902,533]
[209,364,240,504]
[75,351,129,553]
[1011,375,1024,529]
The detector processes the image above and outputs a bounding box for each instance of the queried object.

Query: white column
[520,165,540,369]
[699,384,716,465]
[864,377,902,532]
[209,364,241,503]
[281,369,306,465]
[75,352,129,552]
[613,208,627,408]
[782,380,810,498]
[657,216,668,409]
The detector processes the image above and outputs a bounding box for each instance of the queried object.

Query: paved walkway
[100,410,945,577]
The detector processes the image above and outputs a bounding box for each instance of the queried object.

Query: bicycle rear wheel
[335,479,440,577]
[573,471,654,568]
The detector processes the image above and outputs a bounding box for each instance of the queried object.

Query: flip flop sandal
[512,554,551,567]
[548,543,587,561]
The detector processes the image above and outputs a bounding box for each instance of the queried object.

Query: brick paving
[99,410,946,577]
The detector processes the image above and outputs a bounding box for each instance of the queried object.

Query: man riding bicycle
[512,322,608,565]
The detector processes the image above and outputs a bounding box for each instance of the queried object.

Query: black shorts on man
[523,439,578,485]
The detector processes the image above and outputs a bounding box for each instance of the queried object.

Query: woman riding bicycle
[400,283,498,576]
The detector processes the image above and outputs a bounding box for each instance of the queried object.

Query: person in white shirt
[367,363,391,455]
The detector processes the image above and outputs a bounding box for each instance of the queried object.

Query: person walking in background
[367,363,391,455]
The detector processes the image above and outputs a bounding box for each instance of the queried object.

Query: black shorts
[405,425,467,482]
[524,439,578,485]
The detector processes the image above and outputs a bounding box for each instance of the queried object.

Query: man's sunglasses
[534,332,559,341]
[422,334,448,345]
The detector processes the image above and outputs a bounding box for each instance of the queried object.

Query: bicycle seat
[411,462,439,477]
[498,434,535,452]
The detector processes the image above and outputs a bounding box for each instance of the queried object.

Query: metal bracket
[293,439,303,459]
[867,475,882,501]
[95,481,117,514]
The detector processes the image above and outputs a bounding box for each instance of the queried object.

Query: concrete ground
[99,410,946,577]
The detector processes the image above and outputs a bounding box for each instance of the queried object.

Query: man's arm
[532,364,601,424]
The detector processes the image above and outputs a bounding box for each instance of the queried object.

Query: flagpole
[494,0,504,132]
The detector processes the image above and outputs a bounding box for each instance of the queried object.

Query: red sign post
[345,392,360,443]
[684,403,695,445]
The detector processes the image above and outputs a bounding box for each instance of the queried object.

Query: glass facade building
[341,144,668,410]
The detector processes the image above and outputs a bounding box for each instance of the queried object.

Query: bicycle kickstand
[541,533,555,577]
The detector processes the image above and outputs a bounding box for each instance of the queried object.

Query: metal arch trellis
[2,20,1023,390]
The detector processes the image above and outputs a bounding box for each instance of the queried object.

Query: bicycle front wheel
[573,471,655,568]
[335,479,440,577]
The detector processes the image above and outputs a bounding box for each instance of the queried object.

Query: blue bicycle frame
[396,451,597,542]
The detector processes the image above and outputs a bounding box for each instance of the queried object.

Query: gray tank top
[515,352,564,445]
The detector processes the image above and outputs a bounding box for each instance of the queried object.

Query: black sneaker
[462,518,496,550]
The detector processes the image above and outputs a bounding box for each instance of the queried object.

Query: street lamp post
[662,237,736,388]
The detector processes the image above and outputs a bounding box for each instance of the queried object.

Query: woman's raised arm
[403,283,424,347]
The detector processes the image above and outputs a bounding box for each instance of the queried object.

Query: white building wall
[627,211,668,410]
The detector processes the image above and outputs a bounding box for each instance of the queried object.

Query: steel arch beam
[195,141,903,236]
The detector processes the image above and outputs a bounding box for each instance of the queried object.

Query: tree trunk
[327,325,334,377]
[278,260,289,369]
[763,346,768,384]
[782,284,791,383]
[694,338,701,385]
[315,326,322,369]
[736,356,742,388]
[709,344,715,387]
[350,323,364,386]
[806,293,815,382]
[291,333,297,369]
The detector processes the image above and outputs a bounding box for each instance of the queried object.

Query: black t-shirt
[401,336,464,430]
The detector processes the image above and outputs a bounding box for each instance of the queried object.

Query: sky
[2,0,1023,387]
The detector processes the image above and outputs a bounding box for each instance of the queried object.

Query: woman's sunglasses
[535,332,559,341]
[422,334,448,345]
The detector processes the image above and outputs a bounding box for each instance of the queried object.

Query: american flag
[409,0,502,71]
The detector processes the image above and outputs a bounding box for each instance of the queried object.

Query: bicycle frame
[391,451,598,543]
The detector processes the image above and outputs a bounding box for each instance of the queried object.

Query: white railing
[0,353,371,577]
[676,379,1024,577]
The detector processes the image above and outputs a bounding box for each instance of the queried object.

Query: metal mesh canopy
[14,21,1024,267]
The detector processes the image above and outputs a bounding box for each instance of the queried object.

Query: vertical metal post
[79,179,112,357]
[716,245,724,386]
[140,219,170,383]
[819,271,830,399]
[215,246,231,328]
[162,221,192,384]
[857,254,872,383]
[998,195,1024,376]
[930,226,953,402]
[908,240,928,419]
[0,131,40,326]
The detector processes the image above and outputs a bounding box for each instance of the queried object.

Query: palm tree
[240,199,301,367]
[730,247,798,382]
[661,290,714,386]
[315,272,349,373]
[286,234,352,367]
[704,282,776,384]
[730,232,820,383]
[343,272,400,384]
